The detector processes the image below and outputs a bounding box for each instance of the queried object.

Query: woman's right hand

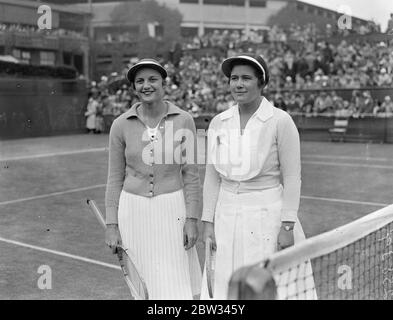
[105,224,122,254]
[202,221,217,251]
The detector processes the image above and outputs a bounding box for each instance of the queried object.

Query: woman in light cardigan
[105,58,202,299]
[201,54,315,300]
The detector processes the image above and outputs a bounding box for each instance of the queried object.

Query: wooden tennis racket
[86,199,149,300]
[205,237,216,298]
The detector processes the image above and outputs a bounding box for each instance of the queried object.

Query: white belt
[219,184,283,207]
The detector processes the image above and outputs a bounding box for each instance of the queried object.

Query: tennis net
[228,205,393,300]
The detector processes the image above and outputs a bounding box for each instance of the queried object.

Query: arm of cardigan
[277,112,301,223]
[181,114,201,220]
[182,167,201,219]
[105,117,126,226]
[105,206,119,225]
[185,199,200,220]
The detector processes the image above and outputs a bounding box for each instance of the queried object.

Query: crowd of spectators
[0,23,85,38]
[181,22,381,51]
[86,56,392,134]
[271,90,393,118]
[86,22,393,131]
[264,39,393,90]
[84,75,138,133]
[182,23,393,90]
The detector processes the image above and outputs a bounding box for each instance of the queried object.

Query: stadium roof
[296,0,372,23]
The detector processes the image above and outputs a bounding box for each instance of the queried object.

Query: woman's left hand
[277,224,295,251]
[183,218,198,250]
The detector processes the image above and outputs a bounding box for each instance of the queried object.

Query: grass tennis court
[1,133,393,299]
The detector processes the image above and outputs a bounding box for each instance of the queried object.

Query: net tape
[230,205,393,300]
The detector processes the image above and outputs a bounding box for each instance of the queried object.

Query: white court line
[302,154,392,162]
[0,147,108,162]
[303,161,393,170]
[0,183,389,208]
[1,146,390,165]
[301,195,388,207]
[0,236,120,270]
[0,184,106,206]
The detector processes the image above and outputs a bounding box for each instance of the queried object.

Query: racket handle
[87,199,120,254]
[87,199,106,229]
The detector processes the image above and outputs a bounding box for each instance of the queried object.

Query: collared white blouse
[202,97,301,223]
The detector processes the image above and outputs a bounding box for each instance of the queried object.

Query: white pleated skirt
[118,189,202,300]
[200,185,316,300]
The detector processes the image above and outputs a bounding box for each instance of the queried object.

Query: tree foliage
[267,2,335,30]
[110,0,182,57]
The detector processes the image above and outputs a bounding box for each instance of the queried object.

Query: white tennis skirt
[200,185,316,300]
[118,189,202,300]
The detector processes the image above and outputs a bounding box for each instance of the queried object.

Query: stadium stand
[84,19,392,143]
[89,23,392,116]
[0,0,90,138]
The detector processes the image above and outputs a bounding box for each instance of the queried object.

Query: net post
[227,261,277,300]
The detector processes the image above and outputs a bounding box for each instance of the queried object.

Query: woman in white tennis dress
[105,59,202,299]
[200,54,316,300]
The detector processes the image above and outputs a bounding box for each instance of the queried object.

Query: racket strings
[121,248,149,300]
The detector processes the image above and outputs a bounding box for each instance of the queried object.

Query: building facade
[0,0,91,78]
[72,0,288,38]
[37,0,374,79]
[71,0,290,79]
[28,0,375,38]
[157,0,287,35]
